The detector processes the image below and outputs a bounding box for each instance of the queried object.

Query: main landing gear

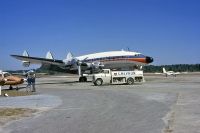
[9,85,19,90]
[78,65,87,82]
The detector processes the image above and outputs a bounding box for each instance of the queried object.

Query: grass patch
[1,90,33,97]
[0,108,37,126]
[0,108,36,117]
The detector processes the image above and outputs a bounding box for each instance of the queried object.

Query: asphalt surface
[1,74,200,133]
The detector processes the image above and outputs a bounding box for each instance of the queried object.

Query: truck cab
[93,69,144,86]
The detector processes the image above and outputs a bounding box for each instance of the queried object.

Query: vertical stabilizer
[163,68,167,73]
[23,50,29,57]
[63,52,76,65]
[22,50,30,67]
[46,51,54,60]
[66,52,74,61]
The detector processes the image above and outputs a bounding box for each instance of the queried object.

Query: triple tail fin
[66,52,74,61]
[46,51,54,60]
[23,50,29,57]
[22,50,30,67]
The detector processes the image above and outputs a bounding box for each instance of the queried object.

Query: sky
[0,0,200,70]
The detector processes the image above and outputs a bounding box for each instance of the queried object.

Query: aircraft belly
[4,76,24,86]
[4,80,23,85]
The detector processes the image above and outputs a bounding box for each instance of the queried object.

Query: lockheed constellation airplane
[11,50,153,82]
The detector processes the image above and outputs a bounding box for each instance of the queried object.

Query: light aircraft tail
[163,68,167,73]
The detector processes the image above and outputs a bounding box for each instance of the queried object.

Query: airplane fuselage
[76,51,153,69]
[0,72,24,86]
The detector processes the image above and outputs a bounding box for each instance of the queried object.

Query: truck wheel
[127,78,134,85]
[95,79,103,86]
[79,77,87,82]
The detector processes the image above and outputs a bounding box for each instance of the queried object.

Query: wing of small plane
[11,51,65,66]
[174,72,180,75]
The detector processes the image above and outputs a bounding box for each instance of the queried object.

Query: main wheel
[9,85,13,90]
[95,79,103,86]
[127,78,134,85]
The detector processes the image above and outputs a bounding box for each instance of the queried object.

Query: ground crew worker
[26,70,36,92]
[31,71,36,92]
[26,72,31,92]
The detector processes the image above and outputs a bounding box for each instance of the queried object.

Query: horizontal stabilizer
[11,54,64,66]
[46,51,54,60]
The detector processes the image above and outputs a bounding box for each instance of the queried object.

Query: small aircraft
[162,68,180,77]
[0,70,25,89]
[11,50,153,82]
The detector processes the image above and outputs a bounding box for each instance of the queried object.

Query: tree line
[143,64,200,73]
[8,64,200,74]
[37,64,200,73]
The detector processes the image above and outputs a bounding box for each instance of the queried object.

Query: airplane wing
[11,55,65,66]
[174,72,180,75]
[154,72,162,75]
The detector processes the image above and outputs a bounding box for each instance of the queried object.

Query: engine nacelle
[91,62,104,69]
[22,61,30,67]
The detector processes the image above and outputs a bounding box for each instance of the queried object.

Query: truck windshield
[103,70,109,74]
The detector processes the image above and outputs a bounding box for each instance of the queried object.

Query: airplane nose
[146,56,154,63]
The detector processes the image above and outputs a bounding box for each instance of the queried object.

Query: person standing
[31,71,36,92]
[26,70,36,92]
[26,72,31,92]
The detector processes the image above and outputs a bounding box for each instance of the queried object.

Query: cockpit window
[4,73,11,77]
[0,74,2,78]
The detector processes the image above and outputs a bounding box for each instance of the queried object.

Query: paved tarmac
[1,74,200,133]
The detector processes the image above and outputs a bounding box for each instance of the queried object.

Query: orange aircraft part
[3,76,24,86]
[99,58,147,64]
